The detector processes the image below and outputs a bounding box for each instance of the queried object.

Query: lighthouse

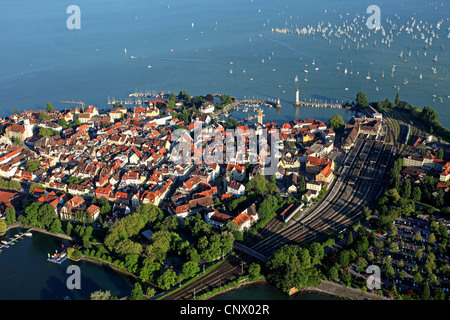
[294,88,301,106]
[276,98,282,108]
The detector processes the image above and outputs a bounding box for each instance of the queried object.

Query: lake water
[1,0,449,127]
[211,283,341,300]
[0,228,134,300]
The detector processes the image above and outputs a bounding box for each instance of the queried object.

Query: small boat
[24,232,32,237]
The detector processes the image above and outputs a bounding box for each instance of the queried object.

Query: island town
[0,90,449,301]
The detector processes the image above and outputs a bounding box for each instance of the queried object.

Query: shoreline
[4,224,389,301]
[206,279,390,301]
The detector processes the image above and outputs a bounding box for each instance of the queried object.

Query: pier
[0,229,33,251]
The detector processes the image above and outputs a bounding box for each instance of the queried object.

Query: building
[205,209,233,229]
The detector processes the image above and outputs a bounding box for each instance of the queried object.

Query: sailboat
[419,74,423,80]
[229,69,233,74]
[124,48,127,55]
[399,50,403,58]
[433,55,438,62]
[366,72,371,80]
[304,74,308,82]
[294,75,299,82]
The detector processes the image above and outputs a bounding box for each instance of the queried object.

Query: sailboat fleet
[264,4,446,98]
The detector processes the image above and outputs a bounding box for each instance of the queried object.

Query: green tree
[356,92,369,108]
[130,282,144,300]
[421,106,439,127]
[224,117,238,129]
[327,114,346,133]
[0,220,6,233]
[45,102,53,113]
[26,159,41,172]
[13,107,19,115]
[139,258,161,282]
[157,268,177,290]
[395,93,400,106]
[182,261,200,279]
[248,263,261,279]
[4,207,16,225]
[402,179,411,199]
[412,186,422,201]
[90,290,112,300]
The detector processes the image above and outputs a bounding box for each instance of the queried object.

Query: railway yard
[163,130,396,300]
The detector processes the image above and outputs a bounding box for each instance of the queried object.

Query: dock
[0,229,33,251]
[47,249,68,264]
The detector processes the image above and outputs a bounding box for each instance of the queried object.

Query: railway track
[163,138,393,300]
[285,142,391,246]
[162,253,255,300]
[250,138,388,256]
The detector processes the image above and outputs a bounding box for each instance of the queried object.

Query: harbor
[0,229,33,252]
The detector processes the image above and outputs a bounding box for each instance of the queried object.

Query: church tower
[257,108,263,125]
[23,114,34,139]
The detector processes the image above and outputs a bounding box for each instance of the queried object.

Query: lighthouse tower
[276,98,282,108]
[294,88,301,106]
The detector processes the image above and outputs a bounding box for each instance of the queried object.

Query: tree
[139,258,161,282]
[345,232,354,247]
[356,92,369,108]
[13,107,19,115]
[38,112,50,120]
[248,263,261,279]
[224,117,238,129]
[57,118,68,129]
[182,261,200,279]
[267,175,277,194]
[309,242,324,265]
[26,159,41,172]
[13,137,21,145]
[4,207,16,225]
[327,115,345,133]
[246,174,267,196]
[412,186,422,201]
[395,93,400,106]
[90,290,112,300]
[421,106,438,127]
[220,94,233,106]
[437,148,444,160]
[0,220,6,234]
[45,102,53,113]
[402,179,411,199]
[130,282,144,300]
[136,203,163,225]
[421,282,431,300]
[157,268,177,290]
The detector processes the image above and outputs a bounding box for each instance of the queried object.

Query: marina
[0,229,32,252]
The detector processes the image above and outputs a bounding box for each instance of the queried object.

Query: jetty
[0,229,33,251]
